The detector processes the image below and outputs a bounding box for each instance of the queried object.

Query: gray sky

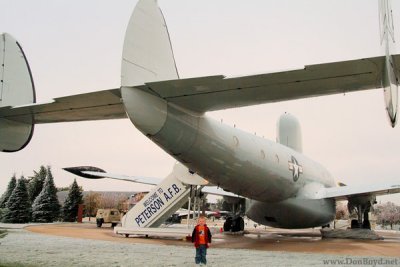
[1,0,400,204]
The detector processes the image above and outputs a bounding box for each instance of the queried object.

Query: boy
[191,216,212,266]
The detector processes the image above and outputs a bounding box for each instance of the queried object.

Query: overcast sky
[1,0,400,204]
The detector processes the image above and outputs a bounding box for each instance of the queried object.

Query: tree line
[335,201,400,229]
[0,166,83,223]
[374,202,400,230]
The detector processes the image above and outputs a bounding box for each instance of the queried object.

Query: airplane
[1,0,400,231]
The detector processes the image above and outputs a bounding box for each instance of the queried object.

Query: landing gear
[223,217,232,232]
[348,200,374,230]
[223,216,244,232]
[222,197,245,233]
[233,217,245,232]
[362,211,371,230]
[322,224,330,229]
[350,218,370,229]
[351,219,359,229]
[96,219,103,228]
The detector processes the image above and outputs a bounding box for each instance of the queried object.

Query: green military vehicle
[96,208,121,228]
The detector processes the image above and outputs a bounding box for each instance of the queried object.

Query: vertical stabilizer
[276,113,303,153]
[121,0,179,87]
[0,33,35,152]
[379,0,398,127]
[120,0,179,136]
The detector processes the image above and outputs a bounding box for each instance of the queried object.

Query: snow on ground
[0,223,43,229]
[0,229,398,267]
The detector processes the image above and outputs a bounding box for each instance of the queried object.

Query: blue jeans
[195,244,207,264]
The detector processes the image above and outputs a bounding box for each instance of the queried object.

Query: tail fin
[0,33,35,152]
[120,0,179,136]
[121,0,179,87]
[276,113,302,153]
[379,0,398,127]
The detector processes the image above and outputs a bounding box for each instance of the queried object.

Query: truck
[96,208,121,228]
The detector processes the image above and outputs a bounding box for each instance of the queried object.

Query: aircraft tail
[0,33,35,152]
[120,0,179,136]
[379,0,399,127]
[120,0,179,87]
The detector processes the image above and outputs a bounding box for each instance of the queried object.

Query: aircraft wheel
[237,217,245,231]
[350,219,359,229]
[362,220,371,230]
[232,217,244,232]
[111,223,117,228]
[96,219,103,228]
[223,217,233,232]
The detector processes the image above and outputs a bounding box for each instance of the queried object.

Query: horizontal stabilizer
[3,55,399,125]
[134,55,400,113]
[0,88,126,124]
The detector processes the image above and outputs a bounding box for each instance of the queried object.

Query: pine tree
[62,179,83,222]
[31,166,61,222]
[28,166,47,203]
[0,175,17,208]
[2,176,31,223]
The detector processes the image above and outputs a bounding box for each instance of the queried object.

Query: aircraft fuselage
[124,88,336,228]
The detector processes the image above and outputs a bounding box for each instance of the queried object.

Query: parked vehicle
[96,209,120,228]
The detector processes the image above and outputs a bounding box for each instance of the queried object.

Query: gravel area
[0,229,399,267]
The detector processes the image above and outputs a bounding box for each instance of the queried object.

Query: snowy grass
[0,262,36,267]
[0,229,7,239]
[0,229,398,267]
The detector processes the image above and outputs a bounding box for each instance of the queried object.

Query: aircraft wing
[202,186,244,198]
[0,88,126,124]
[63,166,239,197]
[135,55,399,113]
[320,183,400,201]
[63,166,161,186]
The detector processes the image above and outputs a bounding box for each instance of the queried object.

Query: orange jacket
[191,224,212,248]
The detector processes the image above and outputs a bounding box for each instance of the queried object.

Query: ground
[0,222,399,266]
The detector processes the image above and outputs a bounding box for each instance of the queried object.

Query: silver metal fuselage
[127,96,336,228]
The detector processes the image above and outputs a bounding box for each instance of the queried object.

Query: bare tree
[335,201,349,220]
[374,202,400,229]
[97,193,127,209]
[83,192,101,217]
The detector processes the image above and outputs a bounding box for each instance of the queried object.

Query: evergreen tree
[3,177,31,223]
[0,175,17,208]
[28,166,47,203]
[62,179,83,222]
[31,166,61,222]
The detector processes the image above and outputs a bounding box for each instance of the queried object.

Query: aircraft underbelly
[246,198,335,229]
